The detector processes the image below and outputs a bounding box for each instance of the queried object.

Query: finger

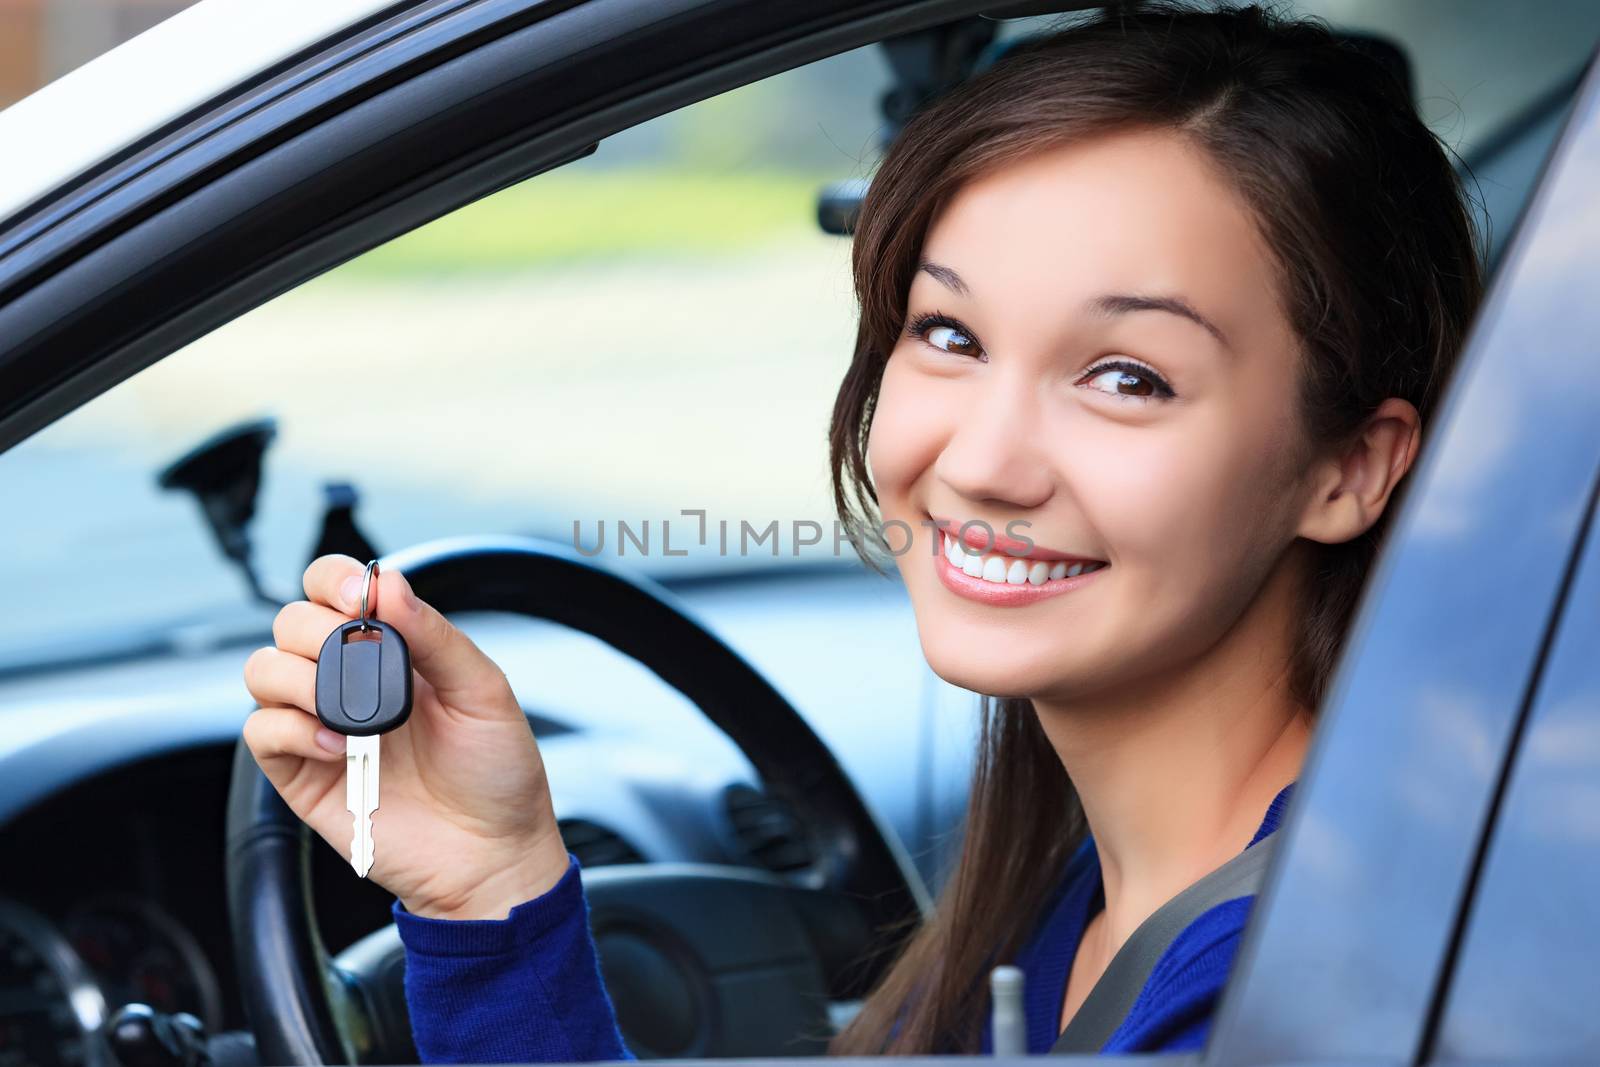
[243,706,347,775]
[244,646,318,712]
[305,554,513,708]
[303,553,365,610]
[272,599,351,661]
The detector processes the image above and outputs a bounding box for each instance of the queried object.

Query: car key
[314,560,413,877]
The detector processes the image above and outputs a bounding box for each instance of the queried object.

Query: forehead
[917,127,1283,334]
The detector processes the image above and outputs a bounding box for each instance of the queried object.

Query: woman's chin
[918,636,1069,700]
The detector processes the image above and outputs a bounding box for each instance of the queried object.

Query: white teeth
[941,534,1108,586]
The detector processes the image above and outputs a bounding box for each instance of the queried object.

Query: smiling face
[867,126,1319,703]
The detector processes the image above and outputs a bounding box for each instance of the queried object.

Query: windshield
[3,0,1598,652]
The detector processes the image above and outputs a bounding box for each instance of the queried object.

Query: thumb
[323,559,512,707]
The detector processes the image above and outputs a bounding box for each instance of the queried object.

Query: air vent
[724,784,814,873]
[558,818,644,867]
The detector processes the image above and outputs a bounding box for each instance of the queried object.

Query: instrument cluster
[0,895,221,1067]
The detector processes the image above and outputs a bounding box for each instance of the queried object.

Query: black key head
[315,619,414,736]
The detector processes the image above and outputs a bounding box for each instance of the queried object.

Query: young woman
[241,2,1483,1059]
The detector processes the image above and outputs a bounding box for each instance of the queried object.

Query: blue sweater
[392,781,1296,1062]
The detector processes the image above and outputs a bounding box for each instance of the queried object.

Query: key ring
[359,560,380,632]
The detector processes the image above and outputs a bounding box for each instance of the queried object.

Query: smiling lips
[930,521,1109,605]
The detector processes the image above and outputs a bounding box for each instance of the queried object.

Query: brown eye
[925,324,981,358]
[1086,368,1154,396]
[906,313,985,360]
[1080,359,1176,401]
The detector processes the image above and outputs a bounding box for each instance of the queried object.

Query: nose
[932,369,1054,509]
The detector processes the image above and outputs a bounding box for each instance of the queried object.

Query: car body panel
[1427,469,1600,1061]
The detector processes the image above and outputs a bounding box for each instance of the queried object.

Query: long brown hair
[827,2,1483,1055]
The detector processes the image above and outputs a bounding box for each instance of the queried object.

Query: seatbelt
[1046,834,1279,1054]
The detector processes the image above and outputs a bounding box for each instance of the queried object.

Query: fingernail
[315,728,347,754]
[339,575,361,611]
[396,569,420,610]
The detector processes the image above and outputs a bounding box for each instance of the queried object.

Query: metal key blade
[346,734,381,877]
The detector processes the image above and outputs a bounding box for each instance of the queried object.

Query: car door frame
[1,2,1597,1064]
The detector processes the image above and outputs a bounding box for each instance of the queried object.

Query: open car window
[0,42,902,653]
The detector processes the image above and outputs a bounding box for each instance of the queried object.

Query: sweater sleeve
[391,852,635,1064]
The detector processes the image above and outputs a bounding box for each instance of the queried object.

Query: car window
[0,42,894,651]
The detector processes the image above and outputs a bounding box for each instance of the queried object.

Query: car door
[1419,427,1600,1063]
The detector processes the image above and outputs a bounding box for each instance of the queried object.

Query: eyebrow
[916,260,1231,350]
[917,260,971,297]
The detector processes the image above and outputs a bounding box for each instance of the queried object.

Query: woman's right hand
[241,553,571,920]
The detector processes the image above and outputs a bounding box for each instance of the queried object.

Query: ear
[1296,397,1421,545]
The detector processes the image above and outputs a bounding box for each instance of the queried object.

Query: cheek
[865,352,950,512]
[1072,404,1298,591]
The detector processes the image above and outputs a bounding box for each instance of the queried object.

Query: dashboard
[0,565,977,1066]
[0,746,402,1065]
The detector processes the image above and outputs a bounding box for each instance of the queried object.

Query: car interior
[2,1,1599,1064]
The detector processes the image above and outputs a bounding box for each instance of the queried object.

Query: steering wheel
[225,536,929,1064]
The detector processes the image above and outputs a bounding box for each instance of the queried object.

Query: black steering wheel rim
[225,535,928,1064]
